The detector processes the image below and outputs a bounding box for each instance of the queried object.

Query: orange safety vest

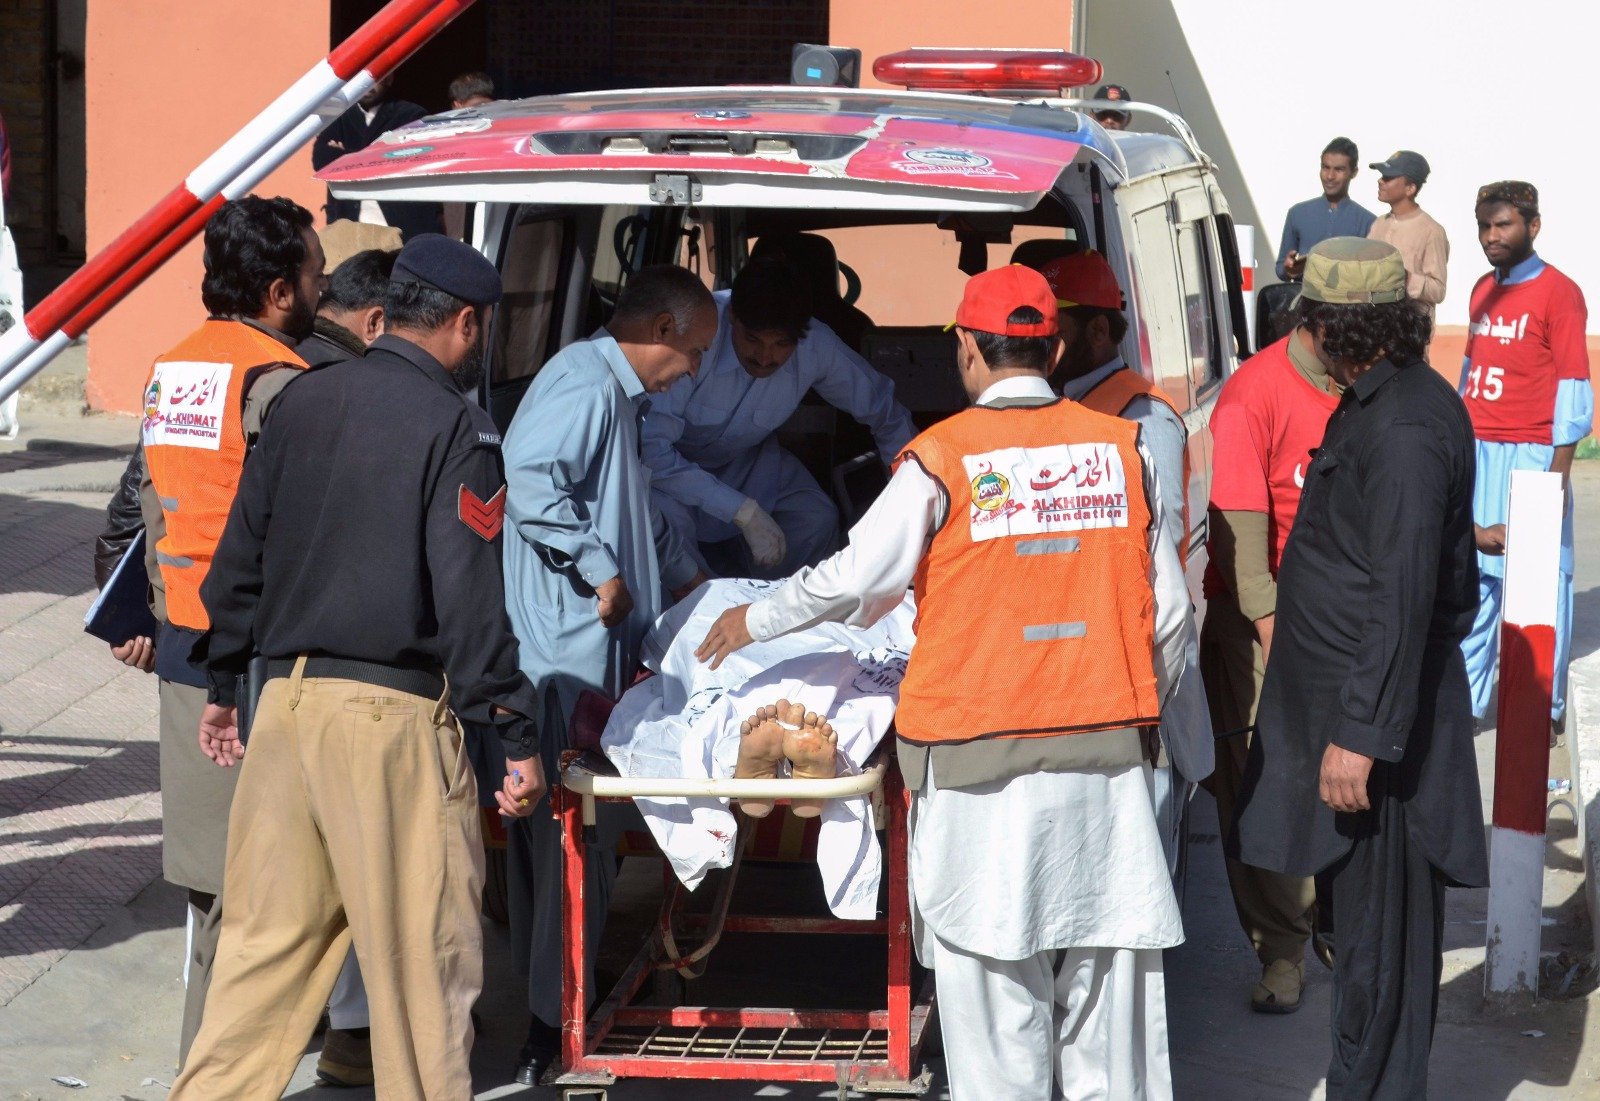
[140,320,307,630]
[894,399,1160,747]
[1078,366,1191,566]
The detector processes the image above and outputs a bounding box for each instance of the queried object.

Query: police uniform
[170,238,539,1101]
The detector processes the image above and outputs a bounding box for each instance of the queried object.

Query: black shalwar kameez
[1232,354,1490,1100]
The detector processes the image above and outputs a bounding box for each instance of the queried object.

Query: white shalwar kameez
[744,375,1191,1100]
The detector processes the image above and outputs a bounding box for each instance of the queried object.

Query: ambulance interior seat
[750,232,874,353]
[1009,236,1081,270]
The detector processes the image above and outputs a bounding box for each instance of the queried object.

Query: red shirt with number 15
[1462,264,1589,444]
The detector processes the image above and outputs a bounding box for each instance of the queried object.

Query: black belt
[264,656,445,701]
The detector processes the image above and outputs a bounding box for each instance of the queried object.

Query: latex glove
[733,498,786,569]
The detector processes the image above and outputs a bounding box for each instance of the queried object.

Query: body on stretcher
[599,577,912,919]
[549,688,934,1098]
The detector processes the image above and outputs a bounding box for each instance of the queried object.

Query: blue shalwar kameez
[642,290,915,576]
[501,330,699,1027]
[1458,254,1593,724]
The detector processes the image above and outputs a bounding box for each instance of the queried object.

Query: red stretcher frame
[547,749,935,1097]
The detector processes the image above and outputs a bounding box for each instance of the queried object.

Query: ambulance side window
[1174,220,1224,396]
[1129,207,1194,412]
[492,214,571,386]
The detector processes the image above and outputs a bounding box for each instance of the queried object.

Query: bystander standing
[169,234,544,1099]
[1234,236,1488,1099]
[1276,138,1376,282]
[312,75,442,240]
[1458,181,1592,734]
[449,71,495,109]
[1366,150,1448,325]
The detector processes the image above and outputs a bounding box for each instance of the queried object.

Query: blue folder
[83,530,159,645]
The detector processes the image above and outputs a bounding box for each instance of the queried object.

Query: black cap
[1095,83,1132,104]
[390,233,502,307]
[1369,150,1430,185]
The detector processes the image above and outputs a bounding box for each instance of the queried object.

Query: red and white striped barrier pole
[0,0,479,404]
[1485,468,1564,999]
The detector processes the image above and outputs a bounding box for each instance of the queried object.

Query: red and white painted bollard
[0,0,480,404]
[1485,468,1565,998]
[1234,223,1257,350]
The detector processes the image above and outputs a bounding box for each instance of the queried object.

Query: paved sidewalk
[0,414,160,1012]
[1,413,1597,1099]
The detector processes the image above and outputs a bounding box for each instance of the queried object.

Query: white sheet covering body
[601,578,915,919]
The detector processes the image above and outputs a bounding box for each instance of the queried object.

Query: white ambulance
[318,48,1252,593]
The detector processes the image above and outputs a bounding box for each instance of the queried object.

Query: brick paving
[0,415,161,1008]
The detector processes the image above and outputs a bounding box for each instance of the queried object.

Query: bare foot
[776,699,838,819]
[734,703,787,818]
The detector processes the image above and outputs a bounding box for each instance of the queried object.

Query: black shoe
[514,1018,560,1086]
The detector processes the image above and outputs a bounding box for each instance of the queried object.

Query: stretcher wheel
[481,844,510,925]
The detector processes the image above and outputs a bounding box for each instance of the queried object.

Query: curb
[1569,646,1600,957]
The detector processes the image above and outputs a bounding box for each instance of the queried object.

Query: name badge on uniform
[141,361,233,451]
[963,442,1130,541]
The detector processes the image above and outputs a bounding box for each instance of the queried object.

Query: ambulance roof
[316,86,1172,213]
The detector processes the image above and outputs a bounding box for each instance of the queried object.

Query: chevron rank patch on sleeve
[459,484,507,541]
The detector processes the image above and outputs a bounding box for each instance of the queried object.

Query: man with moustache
[170,234,543,1099]
[1234,237,1487,1098]
[1277,137,1376,282]
[1458,181,1592,734]
[643,256,914,579]
[134,196,324,1065]
[500,264,714,1084]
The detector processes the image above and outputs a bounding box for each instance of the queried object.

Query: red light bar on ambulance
[873,48,1103,94]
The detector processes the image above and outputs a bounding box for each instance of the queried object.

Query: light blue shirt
[502,330,699,725]
[642,290,916,524]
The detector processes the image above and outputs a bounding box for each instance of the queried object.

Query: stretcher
[545,690,935,1100]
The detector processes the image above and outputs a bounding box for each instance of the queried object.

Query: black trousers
[1326,779,1446,1100]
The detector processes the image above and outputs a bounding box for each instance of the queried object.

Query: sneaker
[316,1027,374,1088]
[1250,959,1305,1014]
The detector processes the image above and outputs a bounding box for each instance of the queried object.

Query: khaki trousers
[170,660,484,1101]
[1199,591,1315,966]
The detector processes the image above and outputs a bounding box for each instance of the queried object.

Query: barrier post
[0,0,479,402]
[1485,469,1564,1000]
[1233,223,1257,350]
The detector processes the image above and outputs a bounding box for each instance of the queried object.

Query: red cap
[1039,251,1124,310]
[952,265,1060,337]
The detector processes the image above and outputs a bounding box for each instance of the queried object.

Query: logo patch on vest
[141,361,232,451]
[458,484,506,541]
[963,443,1130,541]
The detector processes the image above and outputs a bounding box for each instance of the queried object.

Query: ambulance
[318,47,1250,588]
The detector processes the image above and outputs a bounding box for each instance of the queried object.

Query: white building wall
[1082,0,1598,333]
